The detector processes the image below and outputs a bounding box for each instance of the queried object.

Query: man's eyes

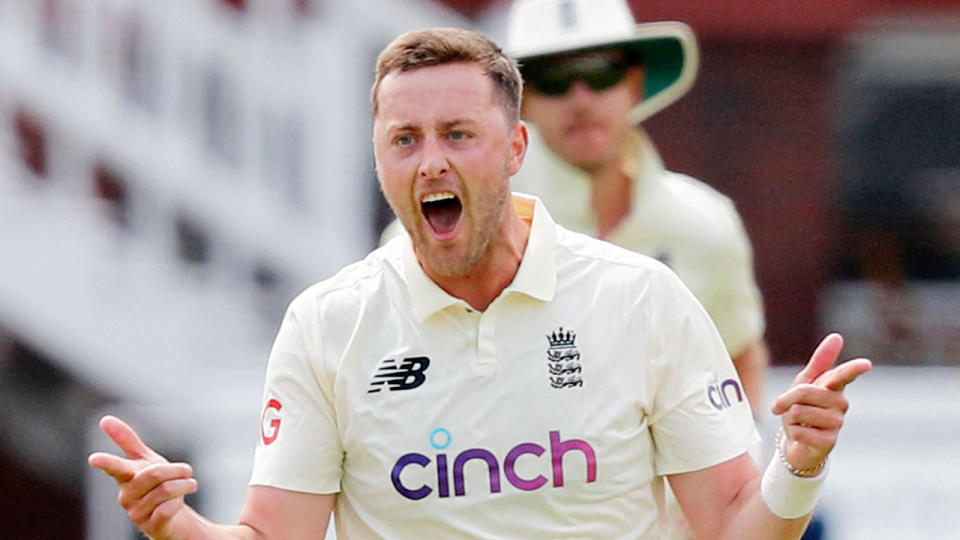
[392,131,470,146]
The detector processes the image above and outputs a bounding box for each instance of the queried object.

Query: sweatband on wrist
[760,432,829,519]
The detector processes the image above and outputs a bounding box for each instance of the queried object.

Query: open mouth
[421,191,462,238]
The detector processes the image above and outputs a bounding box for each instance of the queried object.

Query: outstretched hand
[770,333,872,473]
[88,415,198,540]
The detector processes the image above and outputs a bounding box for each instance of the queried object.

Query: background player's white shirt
[250,195,759,539]
[514,127,765,358]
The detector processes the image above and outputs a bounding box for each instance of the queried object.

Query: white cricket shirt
[513,127,765,358]
[250,194,759,538]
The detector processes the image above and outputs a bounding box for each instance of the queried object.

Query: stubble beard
[419,184,509,279]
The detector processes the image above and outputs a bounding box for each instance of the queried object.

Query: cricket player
[506,0,770,418]
[89,27,870,540]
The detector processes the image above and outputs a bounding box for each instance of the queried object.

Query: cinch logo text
[707,378,744,410]
[391,430,597,500]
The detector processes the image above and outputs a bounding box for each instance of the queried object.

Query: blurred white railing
[0,0,469,537]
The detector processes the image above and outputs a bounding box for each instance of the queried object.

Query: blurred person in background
[88,27,870,540]
[504,0,770,536]
[507,0,769,417]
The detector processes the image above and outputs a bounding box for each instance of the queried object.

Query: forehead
[375,62,500,127]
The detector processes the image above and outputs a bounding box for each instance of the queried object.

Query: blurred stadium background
[0,0,957,538]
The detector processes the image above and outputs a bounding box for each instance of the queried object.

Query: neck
[589,152,632,239]
[424,206,531,312]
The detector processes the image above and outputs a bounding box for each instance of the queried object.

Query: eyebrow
[438,119,476,130]
[387,123,420,134]
[386,118,477,134]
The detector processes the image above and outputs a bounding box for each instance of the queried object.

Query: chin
[559,145,607,170]
[426,243,485,278]
[565,155,606,173]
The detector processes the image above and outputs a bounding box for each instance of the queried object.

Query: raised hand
[770,333,872,473]
[88,415,199,540]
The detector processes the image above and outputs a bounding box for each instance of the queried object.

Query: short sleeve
[645,267,760,475]
[248,299,343,494]
[706,206,765,358]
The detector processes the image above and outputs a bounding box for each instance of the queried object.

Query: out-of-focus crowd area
[0,1,957,538]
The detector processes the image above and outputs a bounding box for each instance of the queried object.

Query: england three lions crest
[546,327,582,389]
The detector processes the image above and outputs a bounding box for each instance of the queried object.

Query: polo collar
[527,125,665,235]
[398,193,557,322]
[502,194,556,303]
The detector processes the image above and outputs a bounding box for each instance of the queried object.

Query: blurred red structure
[630,0,959,40]
[436,0,959,364]
[435,0,506,18]
[628,0,960,364]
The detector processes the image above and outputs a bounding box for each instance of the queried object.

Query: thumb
[792,333,844,386]
[99,415,159,460]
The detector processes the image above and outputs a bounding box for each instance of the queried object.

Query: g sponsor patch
[260,398,282,445]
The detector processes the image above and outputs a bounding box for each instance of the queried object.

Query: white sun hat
[505,0,699,124]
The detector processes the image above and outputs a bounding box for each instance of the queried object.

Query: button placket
[472,306,498,376]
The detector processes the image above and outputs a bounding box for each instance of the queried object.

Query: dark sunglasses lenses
[524,62,628,95]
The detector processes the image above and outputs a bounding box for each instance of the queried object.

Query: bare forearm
[671,455,818,540]
[714,478,812,540]
[150,506,261,540]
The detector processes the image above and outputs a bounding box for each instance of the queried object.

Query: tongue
[423,198,462,236]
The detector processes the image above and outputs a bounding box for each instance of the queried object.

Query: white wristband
[760,433,829,519]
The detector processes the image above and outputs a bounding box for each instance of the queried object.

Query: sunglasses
[522,57,629,96]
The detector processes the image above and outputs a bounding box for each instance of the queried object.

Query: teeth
[422,192,456,203]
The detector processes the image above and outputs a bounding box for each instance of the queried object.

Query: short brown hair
[371,27,522,123]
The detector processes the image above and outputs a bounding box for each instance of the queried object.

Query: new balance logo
[368,356,431,393]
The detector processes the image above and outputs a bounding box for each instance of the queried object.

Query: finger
[779,404,844,432]
[122,462,195,505]
[99,415,158,460]
[88,452,139,483]
[793,333,844,385]
[142,495,189,537]
[771,383,849,416]
[815,358,873,391]
[127,478,198,525]
[784,424,837,460]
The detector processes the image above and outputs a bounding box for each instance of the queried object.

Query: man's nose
[418,136,449,178]
[566,79,597,102]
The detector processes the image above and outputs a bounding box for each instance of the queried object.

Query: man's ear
[507,120,529,176]
[627,66,646,106]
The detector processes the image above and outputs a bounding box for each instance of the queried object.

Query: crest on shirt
[546,327,582,389]
[558,0,579,30]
